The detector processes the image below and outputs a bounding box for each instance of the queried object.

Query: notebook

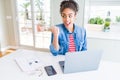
[59,50,103,74]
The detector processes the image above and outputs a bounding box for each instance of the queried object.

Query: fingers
[37,26,44,32]
[50,26,59,37]
[37,24,59,35]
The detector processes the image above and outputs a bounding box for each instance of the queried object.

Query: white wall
[90,0,120,5]
[0,0,8,49]
[50,0,61,25]
[51,0,85,27]
[0,0,17,51]
[88,38,120,62]
[4,0,17,46]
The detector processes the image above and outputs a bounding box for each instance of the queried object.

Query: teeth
[66,22,70,25]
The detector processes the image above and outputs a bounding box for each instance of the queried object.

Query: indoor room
[0,0,120,80]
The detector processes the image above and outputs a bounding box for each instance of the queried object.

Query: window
[86,0,120,33]
[16,0,51,49]
[84,0,120,39]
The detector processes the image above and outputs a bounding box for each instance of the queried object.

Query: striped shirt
[68,34,76,52]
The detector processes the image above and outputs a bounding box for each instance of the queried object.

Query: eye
[62,15,66,18]
[69,15,73,18]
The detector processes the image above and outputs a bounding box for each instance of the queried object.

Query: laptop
[59,50,103,74]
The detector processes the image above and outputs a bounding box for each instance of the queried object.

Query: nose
[65,16,70,21]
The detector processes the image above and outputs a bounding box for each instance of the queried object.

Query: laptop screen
[59,50,103,74]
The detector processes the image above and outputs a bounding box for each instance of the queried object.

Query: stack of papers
[14,52,43,74]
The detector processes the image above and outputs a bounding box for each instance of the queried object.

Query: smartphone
[44,65,57,76]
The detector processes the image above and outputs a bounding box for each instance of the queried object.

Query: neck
[67,25,74,33]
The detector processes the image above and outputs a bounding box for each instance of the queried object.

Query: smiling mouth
[65,22,71,26]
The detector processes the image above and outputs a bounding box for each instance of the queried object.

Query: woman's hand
[50,26,59,37]
[37,24,45,32]
[37,25,60,50]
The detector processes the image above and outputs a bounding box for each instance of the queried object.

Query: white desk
[0,49,120,80]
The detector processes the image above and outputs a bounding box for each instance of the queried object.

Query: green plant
[88,18,95,24]
[88,17,104,25]
[21,2,30,20]
[105,18,111,22]
[104,21,110,29]
[116,16,120,22]
[35,0,44,20]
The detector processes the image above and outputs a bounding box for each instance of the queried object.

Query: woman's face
[61,8,76,28]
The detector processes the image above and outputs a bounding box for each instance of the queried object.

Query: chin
[64,24,70,27]
[65,25,69,28]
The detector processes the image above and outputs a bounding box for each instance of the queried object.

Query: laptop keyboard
[59,61,64,67]
[59,61,65,72]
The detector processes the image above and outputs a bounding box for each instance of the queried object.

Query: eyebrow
[61,13,74,15]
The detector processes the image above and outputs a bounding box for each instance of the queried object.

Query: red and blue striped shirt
[68,34,76,52]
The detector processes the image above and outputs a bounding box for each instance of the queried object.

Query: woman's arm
[50,27,59,50]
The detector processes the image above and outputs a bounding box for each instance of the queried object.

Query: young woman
[49,0,87,56]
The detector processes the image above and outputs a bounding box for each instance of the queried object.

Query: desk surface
[0,49,120,80]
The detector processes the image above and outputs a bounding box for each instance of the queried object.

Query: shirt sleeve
[49,44,59,56]
[81,28,87,51]
[49,33,66,56]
